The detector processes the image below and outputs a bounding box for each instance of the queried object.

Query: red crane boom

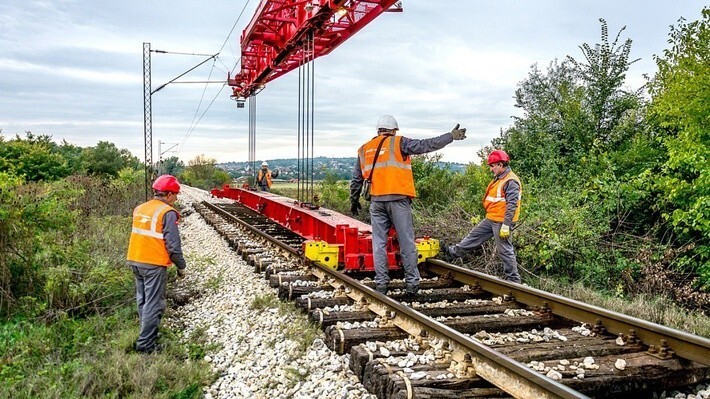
[228,0,401,100]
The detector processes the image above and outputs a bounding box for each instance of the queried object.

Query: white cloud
[0,0,705,165]
[0,58,140,84]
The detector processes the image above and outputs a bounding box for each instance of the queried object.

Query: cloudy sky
[0,1,704,164]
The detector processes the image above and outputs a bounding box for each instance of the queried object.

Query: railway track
[195,200,710,399]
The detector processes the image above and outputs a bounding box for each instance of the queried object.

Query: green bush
[0,171,212,398]
[319,170,350,213]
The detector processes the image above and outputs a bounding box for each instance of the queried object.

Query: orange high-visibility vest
[258,169,272,187]
[483,170,522,222]
[126,199,178,266]
[359,135,416,197]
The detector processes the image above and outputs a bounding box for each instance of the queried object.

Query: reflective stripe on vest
[483,171,522,222]
[358,135,416,197]
[126,199,176,266]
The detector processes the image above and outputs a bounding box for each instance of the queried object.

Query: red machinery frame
[211,185,403,271]
[228,0,402,99]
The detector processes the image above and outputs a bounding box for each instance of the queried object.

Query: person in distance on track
[441,150,522,284]
[257,161,279,192]
[126,174,187,354]
[350,115,467,296]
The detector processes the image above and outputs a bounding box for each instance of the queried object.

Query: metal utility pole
[143,42,153,200]
[141,42,221,199]
[158,140,179,175]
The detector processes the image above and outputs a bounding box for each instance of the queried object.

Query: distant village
[217,156,466,181]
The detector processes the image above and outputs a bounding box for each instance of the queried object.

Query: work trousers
[370,199,420,287]
[449,218,521,283]
[132,264,168,351]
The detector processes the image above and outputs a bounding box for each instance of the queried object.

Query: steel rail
[311,262,590,399]
[197,200,708,395]
[201,201,300,256]
[426,259,710,367]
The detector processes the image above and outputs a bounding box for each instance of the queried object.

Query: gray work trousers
[370,199,420,287]
[449,218,521,283]
[132,264,168,351]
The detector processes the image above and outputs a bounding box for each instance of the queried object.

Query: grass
[0,306,214,399]
[532,277,710,338]
[250,293,320,359]
[250,293,280,310]
[0,215,216,398]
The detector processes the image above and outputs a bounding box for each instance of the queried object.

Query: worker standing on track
[257,161,278,192]
[350,115,467,296]
[127,174,187,354]
[442,150,522,284]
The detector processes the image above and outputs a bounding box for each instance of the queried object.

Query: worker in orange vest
[442,150,522,283]
[257,161,279,191]
[350,115,467,296]
[126,174,187,353]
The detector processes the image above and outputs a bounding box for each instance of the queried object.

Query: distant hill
[218,156,466,180]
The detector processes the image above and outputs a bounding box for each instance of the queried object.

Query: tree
[495,19,646,185]
[647,7,709,285]
[568,19,642,146]
[161,156,185,176]
[57,140,86,174]
[180,154,231,190]
[82,141,129,177]
[494,60,585,182]
[0,133,70,181]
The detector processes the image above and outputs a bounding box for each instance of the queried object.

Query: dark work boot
[134,342,163,354]
[405,284,419,297]
[375,285,388,295]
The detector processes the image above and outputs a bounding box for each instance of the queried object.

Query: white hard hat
[376,115,398,130]
[261,161,268,167]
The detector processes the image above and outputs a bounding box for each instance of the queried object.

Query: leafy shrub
[319,170,350,214]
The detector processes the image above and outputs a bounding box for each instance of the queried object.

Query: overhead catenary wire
[185,58,218,141]
[151,53,218,95]
[176,83,227,155]
[224,0,252,73]
[152,50,215,57]
[172,0,252,158]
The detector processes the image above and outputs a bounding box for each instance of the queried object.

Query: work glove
[470,214,481,225]
[451,124,467,140]
[177,268,186,279]
[350,200,362,216]
[499,224,511,239]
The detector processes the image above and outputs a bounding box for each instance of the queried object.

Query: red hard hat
[487,150,510,165]
[152,174,181,193]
